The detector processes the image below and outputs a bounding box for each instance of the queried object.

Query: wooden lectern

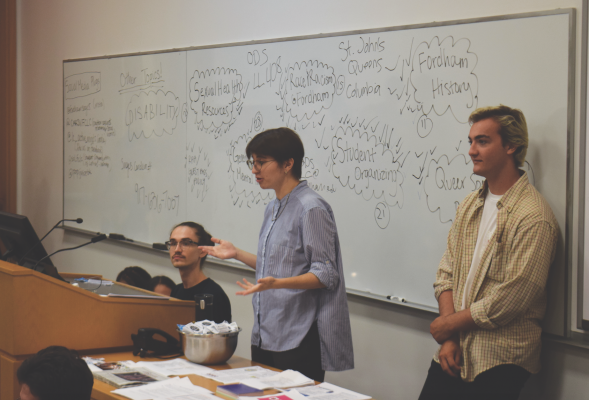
[0,261,194,400]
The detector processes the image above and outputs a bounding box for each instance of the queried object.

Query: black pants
[251,321,325,382]
[419,360,531,400]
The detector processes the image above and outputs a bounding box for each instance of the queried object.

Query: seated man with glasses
[166,222,232,323]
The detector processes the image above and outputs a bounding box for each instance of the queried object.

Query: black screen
[0,211,62,280]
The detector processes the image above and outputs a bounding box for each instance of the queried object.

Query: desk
[91,352,288,400]
[90,352,375,400]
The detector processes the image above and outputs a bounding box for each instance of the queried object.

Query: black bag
[131,328,183,358]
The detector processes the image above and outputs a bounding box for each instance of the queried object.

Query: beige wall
[17,1,589,399]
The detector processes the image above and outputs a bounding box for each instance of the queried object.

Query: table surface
[90,352,292,400]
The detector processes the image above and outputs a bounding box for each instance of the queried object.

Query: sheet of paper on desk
[87,279,114,285]
[293,382,371,400]
[86,363,102,372]
[133,359,214,376]
[107,293,169,299]
[241,370,314,389]
[112,377,216,400]
[201,366,278,384]
[244,390,307,400]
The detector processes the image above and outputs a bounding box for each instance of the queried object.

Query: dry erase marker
[386,295,406,303]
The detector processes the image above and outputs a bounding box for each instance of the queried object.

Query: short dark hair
[116,266,152,290]
[245,127,305,179]
[171,222,214,264]
[17,346,93,400]
[150,275,176,291]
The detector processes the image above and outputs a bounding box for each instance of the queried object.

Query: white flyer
[134,358,214,376]
[112,377,215,400]
[241,369,314,389]
[200,366,279,384]
[294,382,371,400]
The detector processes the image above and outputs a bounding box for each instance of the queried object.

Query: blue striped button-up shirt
[251,181,354,371]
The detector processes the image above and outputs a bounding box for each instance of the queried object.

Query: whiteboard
[63,10,573,316]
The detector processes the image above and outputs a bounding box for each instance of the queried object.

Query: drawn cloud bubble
[190,67,244,130]
[64,72,101,99]
[423,154,484,223]
[410,36,478,123]
[330,126,404,206]
[279,60,336,122]
[226,133,273,208]
[125,90,180,141]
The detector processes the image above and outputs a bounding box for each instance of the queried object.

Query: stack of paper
[241,370,314,389]
[93,368,168,388]
[87,279,114,285]
[112,377,217,400]
[293,382,371,400]
[132,358,214,376]
[237,382,372,400]
[200,366,279,384]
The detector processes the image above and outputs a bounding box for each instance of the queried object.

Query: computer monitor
[0,211,63,280]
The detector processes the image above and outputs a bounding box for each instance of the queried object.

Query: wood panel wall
[0,0,17,214]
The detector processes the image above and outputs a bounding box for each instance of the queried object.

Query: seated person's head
[168,222,214,269]
[151,275,176,296]
[116,266,152,290]
[17,346,93,400]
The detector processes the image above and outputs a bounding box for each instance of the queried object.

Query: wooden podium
[0,261,194,400]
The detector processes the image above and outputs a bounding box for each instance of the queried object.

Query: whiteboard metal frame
[580,0,589,332]
[62,8,576,320]
[565,4,578,338]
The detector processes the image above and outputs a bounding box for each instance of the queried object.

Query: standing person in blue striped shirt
[200,127,354,382]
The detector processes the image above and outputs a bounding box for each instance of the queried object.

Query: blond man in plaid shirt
[419,105,559,400]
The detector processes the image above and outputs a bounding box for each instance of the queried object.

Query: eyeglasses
[246,159,276,171]
[165,239,199,250]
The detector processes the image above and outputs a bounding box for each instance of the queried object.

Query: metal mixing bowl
[179,328,241,365]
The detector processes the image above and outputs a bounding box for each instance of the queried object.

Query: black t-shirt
[170,278,232,323]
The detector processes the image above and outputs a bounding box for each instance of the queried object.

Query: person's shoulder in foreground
[17,345,93,400]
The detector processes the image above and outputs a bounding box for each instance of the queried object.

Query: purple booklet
[216,383,263,397]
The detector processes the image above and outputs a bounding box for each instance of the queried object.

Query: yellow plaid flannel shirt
[433,172,559,382]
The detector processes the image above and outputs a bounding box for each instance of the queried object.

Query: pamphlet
[113,377,216,400]
[133,358,214,376]
[241,370,314,389]
[200,366,278,384]
[293,382,371,400]
[93,367,167,388]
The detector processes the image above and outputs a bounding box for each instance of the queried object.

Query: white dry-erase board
[63,10,574,334]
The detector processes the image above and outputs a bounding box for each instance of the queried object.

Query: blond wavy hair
[468,105,528,168]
